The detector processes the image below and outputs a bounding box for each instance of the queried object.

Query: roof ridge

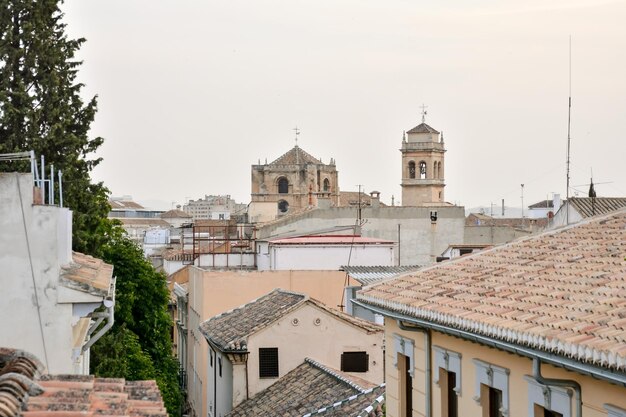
[304,358,368,393]
[301,381,386,417]
[305,298,383,333]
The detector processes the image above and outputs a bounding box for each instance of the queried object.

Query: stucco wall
[464,225,531,246]
[266,244,395,270]
[384,319,626,417]
[247,303,384,398]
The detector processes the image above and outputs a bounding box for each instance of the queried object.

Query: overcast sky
[62,0,626,211]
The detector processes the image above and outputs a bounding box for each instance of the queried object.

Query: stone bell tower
[400,107,446,206]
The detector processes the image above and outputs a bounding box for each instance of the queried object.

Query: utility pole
[521,184,525,218]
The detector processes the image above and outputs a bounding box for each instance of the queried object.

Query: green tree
[0,0,109,254]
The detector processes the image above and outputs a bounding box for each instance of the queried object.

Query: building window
[210,350,213,367]
[434,346,461,417]
[399,353,413,417]
[278,200,289,213]
[473,359,509,417]
[259,347,279,378]
[323,178,330,192]
[278,177,289,194]
[433,161,438,179]
[341,352,369,372]
[525,376,572,417]
[437,161,442,178]
[419,161,427,179]
[408,161,416,179]
[218,357,222,377]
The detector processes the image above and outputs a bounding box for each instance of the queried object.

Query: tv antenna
[566,36,572,224]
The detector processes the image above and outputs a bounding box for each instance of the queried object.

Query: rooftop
[0,347,167,417]
[60,252,114,298]
[406,122,439,135]
[567,197,626,218]
[199,289,381,352]
[227,358,384,417]
[358,208,626,371]
[160,209,192,219]
[341,265,424,286]
[108,199,145,210]
[269,145,327,166]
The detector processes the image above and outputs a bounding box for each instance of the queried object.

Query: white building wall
[265,244,395,271]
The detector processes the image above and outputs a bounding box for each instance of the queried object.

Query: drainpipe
[397,320,431,417]
[532,358,582,417]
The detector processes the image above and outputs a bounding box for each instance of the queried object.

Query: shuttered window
[259,348,279,378]
[341,351,369,372]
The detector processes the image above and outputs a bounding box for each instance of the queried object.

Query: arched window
[433,162,438,179]
[323,178,330,192]
[419,161,427,179]
[278,200,289,213]
[278,177,289,194]
[408,161,416,179]
[437,162,442,179]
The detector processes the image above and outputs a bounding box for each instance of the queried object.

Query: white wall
[265,244,395,271]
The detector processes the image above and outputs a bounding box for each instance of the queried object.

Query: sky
[61,0,626,211]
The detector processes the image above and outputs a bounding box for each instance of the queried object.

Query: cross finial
[420,103,428,123]
[293,126,300,146]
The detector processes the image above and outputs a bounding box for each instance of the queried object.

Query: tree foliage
[0,3,181,415]
[0,0,109,254]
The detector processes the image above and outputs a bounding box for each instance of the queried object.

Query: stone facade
[249,145,339,222]
[400,121,446,206]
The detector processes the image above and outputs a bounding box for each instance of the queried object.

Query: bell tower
[400,107,446,206]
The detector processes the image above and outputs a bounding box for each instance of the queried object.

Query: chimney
[370,191,381,209]
[553,193,561,211]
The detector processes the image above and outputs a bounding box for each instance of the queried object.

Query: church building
[400,114,446,206]
[248,144,339,223]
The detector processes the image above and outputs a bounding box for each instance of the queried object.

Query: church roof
[407,123,439,134]
[269,145,324,166]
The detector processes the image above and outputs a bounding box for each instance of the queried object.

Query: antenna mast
[566,36,572,225]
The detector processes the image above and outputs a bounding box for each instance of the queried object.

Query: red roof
[269,235,394,245]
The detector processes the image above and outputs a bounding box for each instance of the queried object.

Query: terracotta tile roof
[160,209,192,219]
[269,145,325,166]
[406,122,439,134]
[199,289,382,352]
[227,358,384,417]
[567,197,626,218]
[0,348,167,417]
[60,252,114,297]
[341,265,424,286]
[357,209,626,371]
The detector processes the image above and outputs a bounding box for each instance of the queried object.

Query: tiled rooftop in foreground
[0,347,167,417]
[358,208,626,371]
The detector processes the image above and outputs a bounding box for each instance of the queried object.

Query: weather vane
[293,126,300,146]
[420,104,428,123]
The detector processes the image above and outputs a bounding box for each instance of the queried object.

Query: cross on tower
[293,126,300,146]
[420,104,428,123]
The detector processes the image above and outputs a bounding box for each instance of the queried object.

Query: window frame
[472,359,510,417]
[524,376,572,417]
[433,346,462,395]
[258,347,279,378]
[341,351,369,373]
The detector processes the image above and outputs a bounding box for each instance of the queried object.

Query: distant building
[464,212,546,246]
[249,145,340,223]
[527,194,561,219]
[550,196,626,229]
[183,195,247,221]
[108,196,164,218]
[198,289,383,417]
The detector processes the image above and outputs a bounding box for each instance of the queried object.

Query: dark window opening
[323,178,330,192]
[459,248,473,256]
[278,177,289,194]
[218,357,222,377]
[534,405,563,417]
[439,368,458,417]
[210,351,213,367]
[341,352,369,372]
[480,384,503,417]
[278,200,289,213]
[408,161,416,179]
[399,354,412,417]
[259,347,279,378]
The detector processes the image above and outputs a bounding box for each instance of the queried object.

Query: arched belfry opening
[408,161,416,179]
[323,178,330,192]
[419,161,427,179]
